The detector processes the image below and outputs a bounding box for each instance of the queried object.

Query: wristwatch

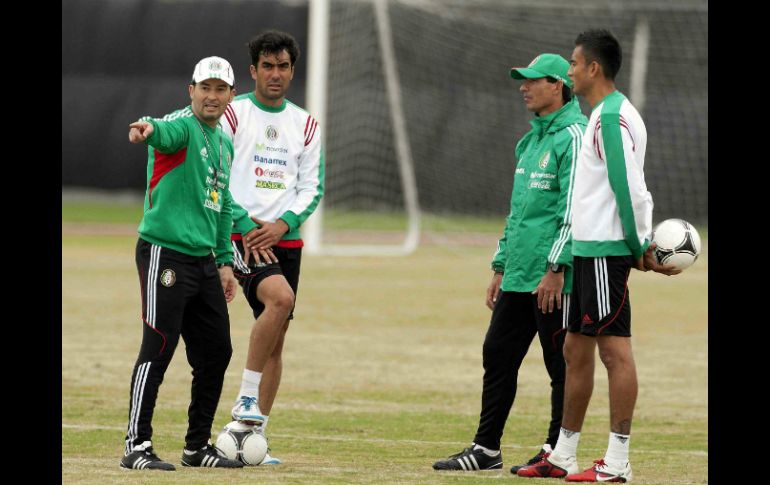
[549,263,564,273]
[217,262,234,269]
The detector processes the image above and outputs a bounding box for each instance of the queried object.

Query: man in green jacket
[433,53,587,473]
[120,56,257,471]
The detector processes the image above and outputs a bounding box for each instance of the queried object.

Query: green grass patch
[62,213,707,484]
[62,201,706,242]
[63,202,143,224]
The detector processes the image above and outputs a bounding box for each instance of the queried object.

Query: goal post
[302,0,329,255]
[303,0,421,256]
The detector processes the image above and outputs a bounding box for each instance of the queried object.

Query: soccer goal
[303,0,708,256]
[304,0,420,256]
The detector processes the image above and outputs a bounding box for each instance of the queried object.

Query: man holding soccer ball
[517,29,679,483]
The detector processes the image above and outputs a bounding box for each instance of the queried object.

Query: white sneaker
[260,452,282,465]
[231,395,265,424]
[254,425,282,465]
[565,458,632,482]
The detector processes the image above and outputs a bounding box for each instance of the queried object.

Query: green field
[62,203,707,484]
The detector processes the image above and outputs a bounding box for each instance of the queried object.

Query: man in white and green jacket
[222,30,324,465]
[517,29,679,484]
[433,53,587,474]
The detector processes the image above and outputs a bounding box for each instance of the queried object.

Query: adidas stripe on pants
[124,238,233,454]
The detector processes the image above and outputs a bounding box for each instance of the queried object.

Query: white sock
[472,443,500,457]
[261,415,269,431]
[183,440,211,454]
[133,440,152,452]
[603,432,630,468]
[552,427,580,459]
[238,369,262,399]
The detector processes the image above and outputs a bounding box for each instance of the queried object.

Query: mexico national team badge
[160,269,176,287]
[539,151,551,169]
[265,125,279,141]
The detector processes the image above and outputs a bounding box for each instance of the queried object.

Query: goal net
[304,0,708,254]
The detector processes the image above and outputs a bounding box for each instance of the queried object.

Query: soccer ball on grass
[215,420,268,465]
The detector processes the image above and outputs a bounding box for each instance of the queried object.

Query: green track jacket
[136,107,235,265]
[491,98,588,293]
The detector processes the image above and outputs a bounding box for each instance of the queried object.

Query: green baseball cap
[510,53,572,88]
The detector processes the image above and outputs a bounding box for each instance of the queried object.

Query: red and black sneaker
[565,459,632,482]
[516,452,578,478]
[510,444,552,474]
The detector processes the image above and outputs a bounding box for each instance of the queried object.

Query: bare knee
[260,288,294,316]
[563,335,594,371]
[598,344,634,371]
[273,290,295,315]
[256,276,295,317]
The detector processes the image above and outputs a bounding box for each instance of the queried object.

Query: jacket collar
[528,97,581,136]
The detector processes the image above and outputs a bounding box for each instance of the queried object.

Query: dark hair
[247,30,301,67]
[546,76,572,104]
[575,29,622,80]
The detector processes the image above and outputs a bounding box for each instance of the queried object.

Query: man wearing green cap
[433,53,587,473]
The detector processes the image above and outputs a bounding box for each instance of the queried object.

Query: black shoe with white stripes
[181,444,243,468]
[432,445,503,471]
[120,446,176,471]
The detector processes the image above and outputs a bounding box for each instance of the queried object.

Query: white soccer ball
[215,420,268,466]
[651,218,701,271]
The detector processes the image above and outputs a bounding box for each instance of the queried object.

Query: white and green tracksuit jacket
[572,91,652,260]
[492,98,587,293]
[221,93,325,243]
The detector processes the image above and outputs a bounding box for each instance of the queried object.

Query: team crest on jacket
[538,152,551,169]
[160,269,176,287]
[200,147,208,159]
[265,125,279,141]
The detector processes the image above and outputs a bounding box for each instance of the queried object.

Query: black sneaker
[120,446,176,471]
[181,444,243,468]
[510,444,552,474]
[433,445,503,471]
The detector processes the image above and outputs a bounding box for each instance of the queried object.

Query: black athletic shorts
[568,255,635,337]
[231,239,302,320]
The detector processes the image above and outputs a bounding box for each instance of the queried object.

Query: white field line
[62,423,707,457]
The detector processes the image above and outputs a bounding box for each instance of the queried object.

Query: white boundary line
[62,423,707,457]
